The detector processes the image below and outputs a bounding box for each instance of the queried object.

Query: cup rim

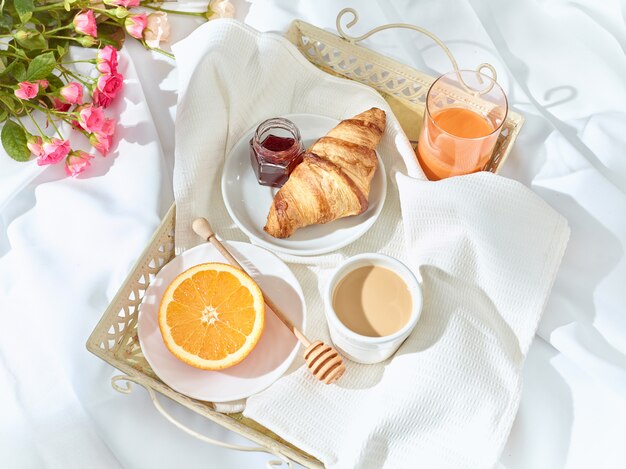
[424,69,509,142]
[324,253,423,344]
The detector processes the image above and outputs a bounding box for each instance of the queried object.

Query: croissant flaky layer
[264,108,386,239]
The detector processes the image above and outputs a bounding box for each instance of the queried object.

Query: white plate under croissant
[221,112,387,256]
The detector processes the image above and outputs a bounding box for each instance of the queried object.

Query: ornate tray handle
[112,375,293,469]
[336,8,497,96]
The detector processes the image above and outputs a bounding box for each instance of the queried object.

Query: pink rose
[96,45,119,74]
[92,88,111,108]
[27,136,44,157]
[124,14,147,39]
[109,0,140,7]
[73,10,97,37]
[93,72,123,108]
[14,81,39,100]
[89,132,113,156]
[38,79,49,89]
[144,12,170,48]
[78,105,106,133]
[65,151,94,177]
[52,98,71,112]
[60,82,83,105]
[37,138,71,166]
[101,118,116,136]
[89,118,115,156]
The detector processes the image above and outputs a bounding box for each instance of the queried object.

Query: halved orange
[158,262,265,370]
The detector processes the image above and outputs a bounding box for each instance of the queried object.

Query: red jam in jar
[250,117,304,188]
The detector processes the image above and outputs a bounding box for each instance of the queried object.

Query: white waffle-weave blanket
[172,20,569,469]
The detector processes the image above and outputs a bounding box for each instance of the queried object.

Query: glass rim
[424,69,509,141]
[252,117,303,158]
[254,117,302,143]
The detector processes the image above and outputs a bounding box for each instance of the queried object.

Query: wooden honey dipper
[192,218,345,384]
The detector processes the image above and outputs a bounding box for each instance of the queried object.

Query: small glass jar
[250,117,304,188]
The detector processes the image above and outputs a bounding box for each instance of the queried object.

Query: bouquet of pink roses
[1,0,232,176]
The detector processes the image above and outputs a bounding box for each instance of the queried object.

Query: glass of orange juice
[417,70,508,180]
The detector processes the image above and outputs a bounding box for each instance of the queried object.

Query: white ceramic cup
[324,253,423,364]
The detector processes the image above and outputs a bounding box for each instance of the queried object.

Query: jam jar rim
[252,117,303,161]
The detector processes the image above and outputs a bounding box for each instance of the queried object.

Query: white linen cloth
[172,20,569,468]
[2,1,626,469]
[246,0,626,403]
[0,45,170,468]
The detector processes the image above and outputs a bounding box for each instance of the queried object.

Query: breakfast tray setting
[86,9,524,468]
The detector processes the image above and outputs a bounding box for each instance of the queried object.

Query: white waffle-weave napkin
[172,20,569,469]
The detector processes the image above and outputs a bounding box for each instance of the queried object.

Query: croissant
[264,107,386,238]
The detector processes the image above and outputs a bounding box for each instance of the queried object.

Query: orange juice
[417,107,497,180]
[433,107,494,138]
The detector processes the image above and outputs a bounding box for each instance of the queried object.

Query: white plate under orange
[138,241,306,402]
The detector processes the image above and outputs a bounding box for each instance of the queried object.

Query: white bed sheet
[1,1,625,468]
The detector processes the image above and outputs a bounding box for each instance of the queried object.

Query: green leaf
[0,13,12,33]
[14,29,47,50]
[0,95,17,112]
[46,73,64,90]
[14,0,34,24]
[98,24,126,50]
[0,108,7,122]
[1,120,31,162]
[63,0,77,11]
[26,52,56,80]
[4,60,27,81]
